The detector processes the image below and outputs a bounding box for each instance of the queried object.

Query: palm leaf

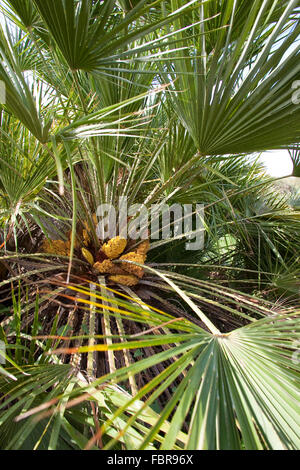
[163,0,300,154]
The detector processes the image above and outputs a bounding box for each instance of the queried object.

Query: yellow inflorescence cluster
[40,215,150,287]
[40,239,71,256]
[93,237,150,286]
[102,236,127,259]
[83,214,97,246]
[93,259,124,275]
[119,252,146,278]
[135,239,150,256]
[108,274,140,287]
[82,229,90,247]
[93,259,114,273]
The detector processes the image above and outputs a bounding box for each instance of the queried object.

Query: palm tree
[0,0,299,450]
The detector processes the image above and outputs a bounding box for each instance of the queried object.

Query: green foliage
[163,0,300,154]
[0,0,299,451]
